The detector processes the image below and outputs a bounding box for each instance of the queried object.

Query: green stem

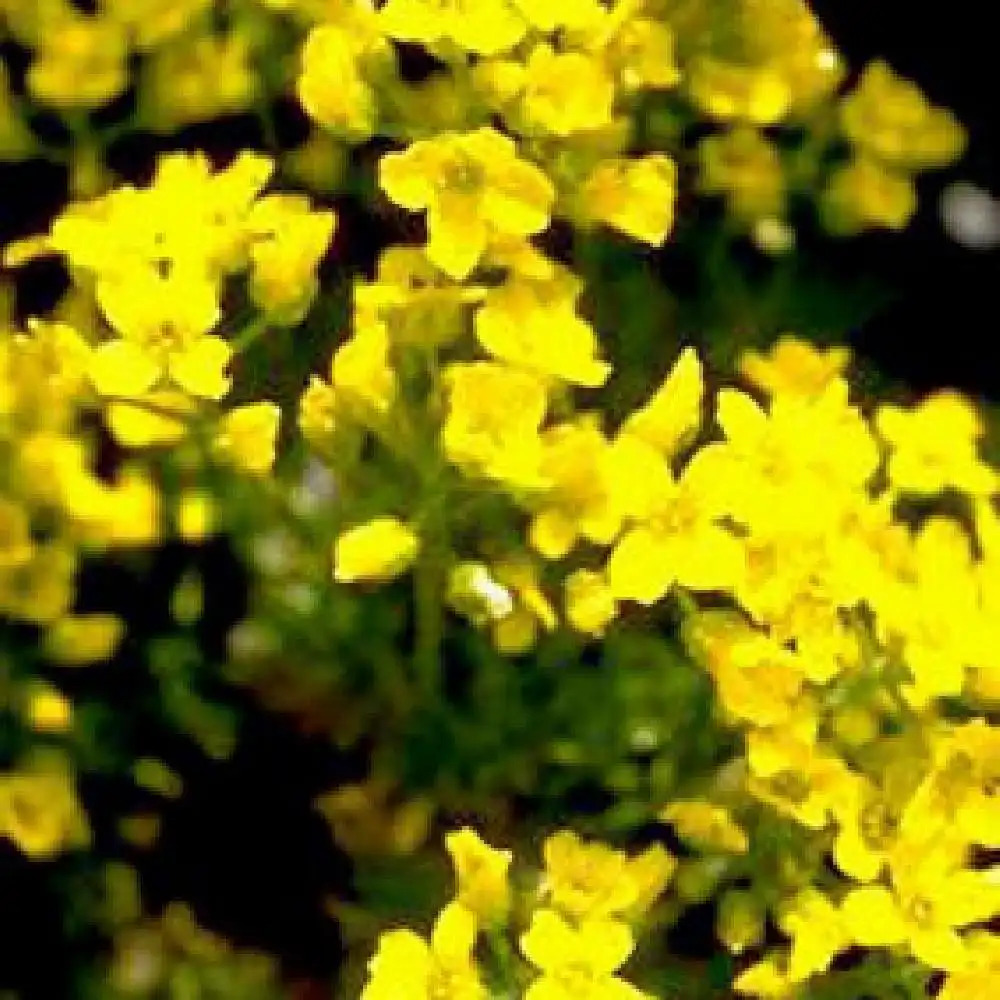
[230,315,270,354]
[411,352,448,701]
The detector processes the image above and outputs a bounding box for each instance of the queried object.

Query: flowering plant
[1,3,994,999]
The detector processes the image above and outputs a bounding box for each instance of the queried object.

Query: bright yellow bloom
[330,310,397,420]
[379,127,555,280]
[604,444,746,606]
[529,416,624,559]
[334,516,419,584]
[25,685,73,734]
[620,346,703,458]
[491,557,558,655]
[733,957,792,997]
[297,21,384,139]
[739,335,850,400]
[540,830,669,920]
[88,265,230,401]
[840,61,966,170]
[597,11,681,92]
[354,246,487,348]
[361,902,486,1000]
[445,827,513,924]
[564,569,618,637]
[510,0,605,33]
[379,0,526,55]
[441,362,549,488]
[213,403,282,477]
[0,757,91,860]
[520,909,650,1000]
[876,390,997,498]
[579,154,678,246]
[519,43,616,138]
[777,888,850,982]
[474,272,611,387]
[746,727,853,830]
[659,799,749,855]
[688,59,792,125]
[821,156,917,234]
[842,836,1000,972]
[246,195,336,325]
[829,775,905,882]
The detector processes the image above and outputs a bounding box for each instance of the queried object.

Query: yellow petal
[169,335,232,399]
[89,340,160,397]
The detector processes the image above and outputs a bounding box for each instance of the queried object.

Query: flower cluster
[360,827,675,1000]
[0,3,992,1000]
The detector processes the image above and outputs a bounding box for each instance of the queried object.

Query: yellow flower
[330,310,397,419]
[620,346,703,458]
[214,403,282,477]
[378,0,526,56]
[445,827,513,924]
[141,30,258,131]
[541,830,639,920]
[27,15,127,111]
[491,558,558,655]
[579,154,678,246]
[685,611,807,727]
[441,362,549,489]
[746,728,852,830]
[474,273,611,387]
[821,156,917,235]
[361,901,486,1000]
[334,516,419,584]
[840,61,966,170]
[65,468,162,548]
[246,195,336,325]
[0,758,91,860]
[297,22,382,138]
[841,838,1000,973]
[564,569,618,637]
[739,335,850,400]
[688,58,791,125]
[604,445,746,606]
[876,390,997,498]
[777,888,850,982]
[733,957,792,997]
[379,127,555,280]
[43,611,120,667]
[354,246,487,348]
[510,0,605,33]
[25,685,73,734]
[660,799,749,855]
[89,265,230,401]
[519,43,616,138]
[699,127,784,222]
[596,10,681,92]
[520,909,650,1000]
[529,416,623,559]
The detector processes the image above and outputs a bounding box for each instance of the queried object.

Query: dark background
[813,0,1000,400]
